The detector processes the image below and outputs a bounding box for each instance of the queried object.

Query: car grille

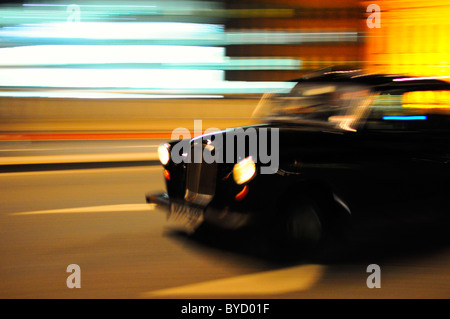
[184,143,217,206]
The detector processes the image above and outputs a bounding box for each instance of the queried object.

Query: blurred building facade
[1,0,450,93]
[225,0,450,81]
[224,0,365,81]
[364,0,450,77]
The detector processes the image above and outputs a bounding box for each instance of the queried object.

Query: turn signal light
[163,169,170,181]
[235,185,249,201]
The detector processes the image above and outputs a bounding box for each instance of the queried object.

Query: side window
[368,93,404,118]
[364,90,450,131]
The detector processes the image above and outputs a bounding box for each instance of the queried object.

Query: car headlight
[158,143,170,165]
[233,157,256,185]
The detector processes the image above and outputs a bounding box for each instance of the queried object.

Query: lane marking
[0,148,56,152]
[10,203,156,216]
[0,152,158,165]
[143,264,324,297]
[0,145,159,152]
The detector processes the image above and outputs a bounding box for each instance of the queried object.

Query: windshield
[252,82,373,131]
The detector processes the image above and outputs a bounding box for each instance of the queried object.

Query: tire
[284,198,323,246]
[274,192,351,261]
[264,190,345,262]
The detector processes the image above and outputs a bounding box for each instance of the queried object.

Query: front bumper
[146,192,251,231]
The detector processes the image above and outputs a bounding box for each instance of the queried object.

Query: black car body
[146,69,450,249]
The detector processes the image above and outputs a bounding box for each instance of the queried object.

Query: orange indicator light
[235,185,249,201]
[164,169,170,181]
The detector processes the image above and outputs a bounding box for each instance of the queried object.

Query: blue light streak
[382,115,427,121]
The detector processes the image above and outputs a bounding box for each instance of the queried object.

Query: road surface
[0,164,448,299]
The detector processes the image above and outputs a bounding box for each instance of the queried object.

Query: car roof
[290,67,450,92]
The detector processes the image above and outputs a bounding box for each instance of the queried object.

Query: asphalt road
[0,163,449,299]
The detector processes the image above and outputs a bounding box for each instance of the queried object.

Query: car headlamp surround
[233,156,256,185]
[158,143,170,165]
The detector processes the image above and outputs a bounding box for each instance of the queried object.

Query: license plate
[168,201,204,231]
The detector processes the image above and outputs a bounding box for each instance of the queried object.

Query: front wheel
[284,198,323,247]
[271,194,343,261]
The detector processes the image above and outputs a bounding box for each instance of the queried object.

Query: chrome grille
[185,143,217,206]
